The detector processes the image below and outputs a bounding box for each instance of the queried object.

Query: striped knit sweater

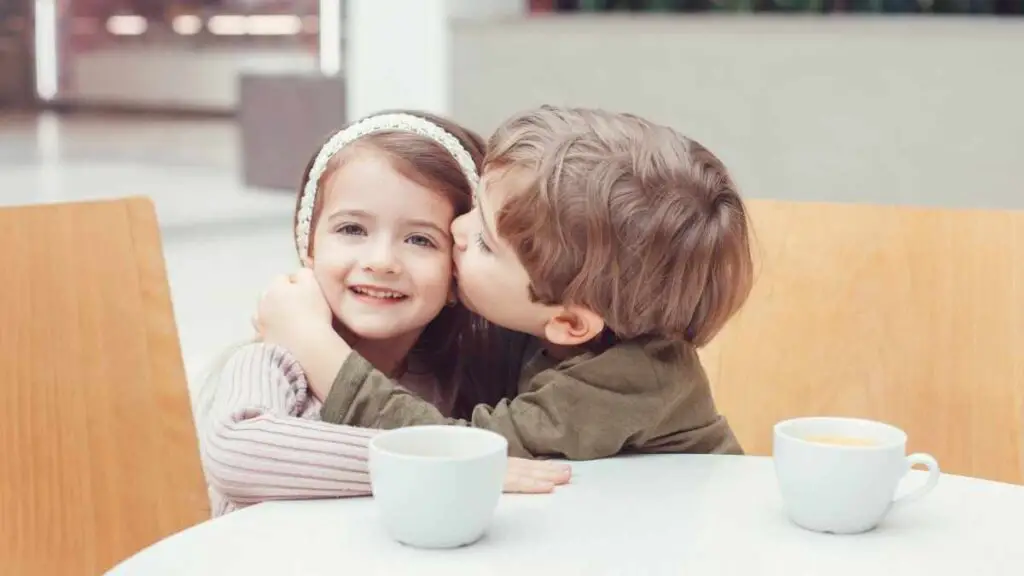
[192,342,440,517]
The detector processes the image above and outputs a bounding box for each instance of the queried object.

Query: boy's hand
[503,458,572,494]
[255,269,349,400]
[255,268,333,351]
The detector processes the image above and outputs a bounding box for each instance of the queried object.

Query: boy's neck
[540,341,584,362]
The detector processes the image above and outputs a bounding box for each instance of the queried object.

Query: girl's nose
[360,239,400,274]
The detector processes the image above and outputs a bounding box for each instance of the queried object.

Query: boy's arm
[198,343,376,504]
[320,352,663,460]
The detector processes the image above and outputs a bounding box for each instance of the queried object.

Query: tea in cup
[773,417,940,534]
[800,435,880,448]
[368,426,508,549]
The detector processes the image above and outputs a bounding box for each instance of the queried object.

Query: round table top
[109,455,1024,575]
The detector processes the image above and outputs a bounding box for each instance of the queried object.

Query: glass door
[0,0,34,108]
[36,0,325,112]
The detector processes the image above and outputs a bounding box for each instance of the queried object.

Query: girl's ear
[446,282,458,307]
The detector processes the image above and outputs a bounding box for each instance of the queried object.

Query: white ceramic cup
[368,425,508,549]
[773,416,940,534]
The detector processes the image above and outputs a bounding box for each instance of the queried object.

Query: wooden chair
[0,197,210,574]
[702,199,1024,484]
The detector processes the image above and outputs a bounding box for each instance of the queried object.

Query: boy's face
[450,168,555,338]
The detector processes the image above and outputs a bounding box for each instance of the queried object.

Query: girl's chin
[328,314,419,343]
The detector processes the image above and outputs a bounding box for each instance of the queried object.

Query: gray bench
[238,72,346,192]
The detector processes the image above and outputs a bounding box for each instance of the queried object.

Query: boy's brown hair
[484,106,753,347]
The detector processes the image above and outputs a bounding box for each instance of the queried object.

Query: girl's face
[309,150,456,343]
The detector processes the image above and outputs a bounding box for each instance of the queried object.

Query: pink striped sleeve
[197,342,381,509]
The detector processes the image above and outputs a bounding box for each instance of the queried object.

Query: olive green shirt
[320,336,741,460]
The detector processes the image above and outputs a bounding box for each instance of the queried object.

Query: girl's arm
[197,342,377,507]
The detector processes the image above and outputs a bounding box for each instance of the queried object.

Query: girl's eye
[475,233,492,254]
[336,223,366,236]
[407,234,437,249]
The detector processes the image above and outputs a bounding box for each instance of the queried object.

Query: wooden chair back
[0,197,210,574]
[703,199,1024,484]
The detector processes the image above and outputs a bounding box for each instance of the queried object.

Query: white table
[109,455,1024,575]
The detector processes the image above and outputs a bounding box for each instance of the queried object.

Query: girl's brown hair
[294,110,486,409]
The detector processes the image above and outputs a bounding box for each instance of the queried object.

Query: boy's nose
[451,213,468,251]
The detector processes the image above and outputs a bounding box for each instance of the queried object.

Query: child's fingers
[507,458,572,485]
[502,476,556,494]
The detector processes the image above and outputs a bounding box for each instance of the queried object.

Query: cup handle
[892,453,940,508]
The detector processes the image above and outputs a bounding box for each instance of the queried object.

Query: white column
[344,0,524,122]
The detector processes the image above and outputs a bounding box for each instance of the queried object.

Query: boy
[257,106,754,459]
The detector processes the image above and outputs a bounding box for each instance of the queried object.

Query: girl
[194,110,571,517]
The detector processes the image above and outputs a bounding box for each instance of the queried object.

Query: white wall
[345,0,450,120]
[452,16,1024,210]
[68,47,318,111]
[344,0,523,120]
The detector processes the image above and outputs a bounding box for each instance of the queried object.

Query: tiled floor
[0,112,301,395]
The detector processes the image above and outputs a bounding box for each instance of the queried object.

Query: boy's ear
[543,305,605,347]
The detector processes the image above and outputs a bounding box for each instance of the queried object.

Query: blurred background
[1,0,1022,393]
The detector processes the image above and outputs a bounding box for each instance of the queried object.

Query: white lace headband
[295,112,481,264]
